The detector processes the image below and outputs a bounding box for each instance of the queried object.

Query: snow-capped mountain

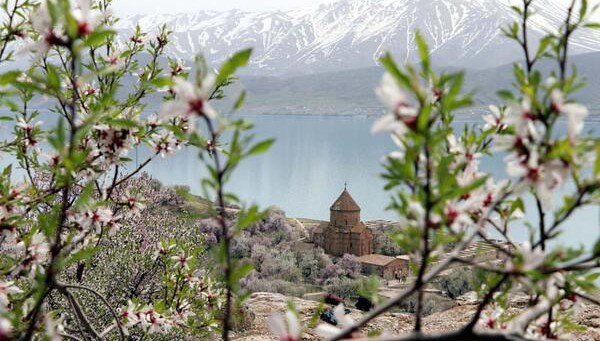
[116,0,600,75]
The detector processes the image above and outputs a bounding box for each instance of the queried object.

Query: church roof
[357,254,398,267]
[330,188,360,212]
[350,223,368,233]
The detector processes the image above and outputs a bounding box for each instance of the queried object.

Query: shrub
[325,277,368,299]
[336,253,363,278]
[435,267,478,299]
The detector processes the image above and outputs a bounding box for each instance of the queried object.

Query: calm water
[2,113,599,248]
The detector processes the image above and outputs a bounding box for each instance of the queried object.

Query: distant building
[357,254,408,280]
[313,187,373,257]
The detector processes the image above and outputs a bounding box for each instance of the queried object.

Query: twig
[61,288,101,339]
[58,282,127,341]
[202,115,234,341]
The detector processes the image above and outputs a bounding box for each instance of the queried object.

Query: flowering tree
[272,1,600,340]
[0,0,272,340]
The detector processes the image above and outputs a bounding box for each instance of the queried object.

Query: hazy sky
[112,0,336,15]
[112,0,600,16]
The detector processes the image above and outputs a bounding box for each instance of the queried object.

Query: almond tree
[0,1,271,340]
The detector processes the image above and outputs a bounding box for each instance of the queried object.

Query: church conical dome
[330,188,361,212]
[315,186,371,257]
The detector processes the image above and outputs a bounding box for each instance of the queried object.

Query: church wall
[330,210,360,226]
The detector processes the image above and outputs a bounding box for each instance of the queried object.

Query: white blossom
[159,76,217,129]
[19,2,57,58]
[505,97,543,141]
[551,90,588,143]
[0,317,13,340]
[72,0,104,37]
[384,134,406,160]
[447,134,481,168]
[268,310,301,341]
[150,131,181,158]
[171,252,192,270]
[372,72,418,136]
[120,300,140,328]
[25,232,50,276]
[71,207,116,234]
[16,117,42,149]
[480,307,505,329]
[483,105,505,130]
[44,314,65,341]
[444,200,474,233]
[122,190,146,215]
[505,150,566,210]
[0,281,22,312]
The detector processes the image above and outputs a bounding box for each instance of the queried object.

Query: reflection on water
[1,113,599,248]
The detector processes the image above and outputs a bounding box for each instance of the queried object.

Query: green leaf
[497,90,515,101]
[236,205,265,231]
[231,262,254,283]
[234,90,246,110]
[448,176,488,200]
[151,76,173,88]
[594,238,600,256]
[510,198,525,214]
[0,70,21,86]
[84,29,116,48]
[535,36,553,58]
[106,118,138,128]
[379,53,411,89]
[246,139,274,157]
[217,49,252,84]
[594,143,600,176]
[61,247,98,268]
[415,31,430,74]
[580,0,588,20]
[46,64,61,90]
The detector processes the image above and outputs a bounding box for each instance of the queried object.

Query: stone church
[313,187,373,257]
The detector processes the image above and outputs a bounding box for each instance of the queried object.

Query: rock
[455,291,479,305]
[231,292,600,340]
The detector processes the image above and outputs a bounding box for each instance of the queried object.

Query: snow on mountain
[114,0,600,75]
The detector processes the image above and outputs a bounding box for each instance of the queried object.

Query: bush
[435,267,478,299]
[325,277,367,299]
[242,278,308,297]
[372,225,405,256]
[336,253,362,278]
[398,293,454,315]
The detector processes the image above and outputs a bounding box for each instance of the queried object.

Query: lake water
[2,113,599,249]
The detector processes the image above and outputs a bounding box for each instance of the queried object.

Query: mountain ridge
[229,50,600,115]
[113,0,600,76]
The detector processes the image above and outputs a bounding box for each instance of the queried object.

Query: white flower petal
[172,78,196,101]
[267,314,286,338]
[314,323,341,338]
[286,311,301,339]
[159,100,189,118]
[200,73,217,98]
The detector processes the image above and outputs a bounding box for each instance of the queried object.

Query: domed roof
[330,188,360,212]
